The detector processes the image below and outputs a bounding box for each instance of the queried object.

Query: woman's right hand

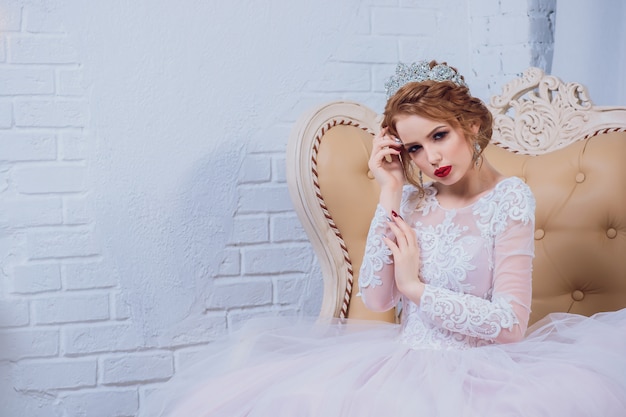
[368,127,405,191]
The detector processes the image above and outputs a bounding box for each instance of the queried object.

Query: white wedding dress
[141,177,626,417]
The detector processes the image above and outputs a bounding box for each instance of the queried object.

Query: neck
[434,159,503,208]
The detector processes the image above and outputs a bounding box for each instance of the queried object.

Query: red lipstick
[434,166,452,178]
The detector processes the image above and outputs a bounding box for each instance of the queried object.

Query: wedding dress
[141,177,626,417]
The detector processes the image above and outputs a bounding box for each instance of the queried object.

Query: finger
[387,221,409,249]
[390,212,418,246]
[381,236,399,255]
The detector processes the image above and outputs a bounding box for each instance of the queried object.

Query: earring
[418,170,424,187]
[473,142,482,166]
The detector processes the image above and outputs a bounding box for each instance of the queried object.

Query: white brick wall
[0,1,557,416]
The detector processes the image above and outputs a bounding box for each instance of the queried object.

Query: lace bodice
[359,177,535,350]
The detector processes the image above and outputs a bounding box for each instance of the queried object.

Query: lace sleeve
[420,205,535,344]
[420,285,519,340]
[358,205,400,312]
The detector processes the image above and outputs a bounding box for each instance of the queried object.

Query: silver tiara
[384,61,468,98]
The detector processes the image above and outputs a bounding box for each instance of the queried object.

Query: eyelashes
[405,130,449,153]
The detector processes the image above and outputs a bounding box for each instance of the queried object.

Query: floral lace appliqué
[358,205,393,290]
[419,286,519,340]
[416,210,476,293]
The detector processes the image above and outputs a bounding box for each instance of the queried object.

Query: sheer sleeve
[419,183,535,344]
[358,205,400,312]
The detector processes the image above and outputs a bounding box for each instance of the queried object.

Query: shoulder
[476,177,536,234]
[493,177,536,217]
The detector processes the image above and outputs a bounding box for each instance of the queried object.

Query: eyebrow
[402,125,447,147]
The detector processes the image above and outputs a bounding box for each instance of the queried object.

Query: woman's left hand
[383,213,425,302]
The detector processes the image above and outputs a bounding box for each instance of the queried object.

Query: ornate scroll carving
[488,67,626,155]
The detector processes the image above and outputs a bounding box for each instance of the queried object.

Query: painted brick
[272,155,286,183]
[63,323,144,355]
[205,279,273,309]
[273,274,306,305]
[11,262,62,293]
[63,194,93,224]
[371,7,437,36]
[22,6,65,33]
[372,63,398,94]
[230,215,269,245]
[60,389,139,417]
[501,44,532,73]
[468,0,501,17]
[256,124,294,151]
[330,36,398,64]
[226,307,286,331]
[242,245,313,275]
[270,214,307,243]
[27,228,99,259]
[0,35,5,63]
[217,247,241,276]
[113,292,131,320]
[470,16,492,46]
[529,16,554,43]
[500,1,528,15]
[63,261,118,290]
[59,132,87,160]
[0,68,54,95]
[0,99,11,129]
[32,293,109,324]
[101,352,174,385]
[174,345,213,371]
[472,47,503,73]
[0,132,56,161]
[14,98,88,128]
[57,67,87,96]
[0,298,29,327]
[237,184,293,213]
[490,16,529,45]
[2,328,59,361]
[238,155,271,183]
[0,196,62,227]
[9,34,78,64]
[13,359,97,390]
[277,96,329,126]
[0,4,21,31]
[14,165,87,193]
[154,313,228,348]
[304,62,370,92]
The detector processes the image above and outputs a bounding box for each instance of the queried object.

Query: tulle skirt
[140,309,626,417]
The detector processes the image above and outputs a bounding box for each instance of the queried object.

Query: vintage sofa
[287,67,626,327]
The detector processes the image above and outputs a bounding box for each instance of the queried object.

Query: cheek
[408,153,428,169]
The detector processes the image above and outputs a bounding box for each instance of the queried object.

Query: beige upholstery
[287,67,626,326]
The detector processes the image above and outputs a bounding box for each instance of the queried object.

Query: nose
[423,145,442,166]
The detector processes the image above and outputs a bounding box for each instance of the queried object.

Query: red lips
[434,166,452,178]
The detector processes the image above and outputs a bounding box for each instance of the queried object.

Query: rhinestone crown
[384,60,468,98]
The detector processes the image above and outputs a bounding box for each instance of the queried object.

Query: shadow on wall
[118,141,243,350]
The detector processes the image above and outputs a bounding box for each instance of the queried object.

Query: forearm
[418,285,527,343]
[358,205,400,312]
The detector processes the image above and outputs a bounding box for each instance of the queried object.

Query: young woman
[141,61,626,417]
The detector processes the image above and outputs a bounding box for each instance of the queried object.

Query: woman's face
[394,114,477,185]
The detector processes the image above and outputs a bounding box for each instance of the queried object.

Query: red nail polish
[391,210,398,218]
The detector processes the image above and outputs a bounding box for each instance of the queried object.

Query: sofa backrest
[287,68,626,325]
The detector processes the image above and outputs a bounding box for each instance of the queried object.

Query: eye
[406,144,422,153]
[433,131,448,140]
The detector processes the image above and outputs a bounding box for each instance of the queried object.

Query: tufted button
[575,172,585,183]
[534,229,545,240]
[367,170,375,179]
[607,228,618,239]
[571,290,585,301]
